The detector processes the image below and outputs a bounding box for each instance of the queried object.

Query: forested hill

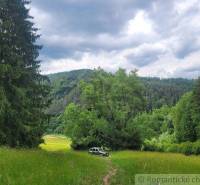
[47,69,93,114]
[48,69,93,98]
[47,69,195,115]
[140,77,195,111]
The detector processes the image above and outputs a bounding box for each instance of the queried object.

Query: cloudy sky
[30,0,200,78]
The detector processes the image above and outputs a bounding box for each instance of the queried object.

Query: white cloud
[174,0,199,15]
[30,0,200,78]
[40,51,131,74]
[41,47,200,79]
[138,50,200,78]
[124,10,155,36]
[42,34,85,47]
[124,42,167,57]
[29,6,52,34]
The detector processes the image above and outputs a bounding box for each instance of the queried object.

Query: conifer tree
[192,77,200,139]
[0,0,50,147]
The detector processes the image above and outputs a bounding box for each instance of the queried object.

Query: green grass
[1,136,200,185]
[39,135,71,151]
[0,135,109,185]
[111,151,200,185]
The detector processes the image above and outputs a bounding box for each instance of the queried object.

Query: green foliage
[54,69,199,152]
[47,70,194,116]
[174,92,197,142]
[80,68,145,123]
[178,142,194,155]
[129,106,174,142]
[62,69,144,150]
[61,70,196,150]
[143,136,200,156]
[191,78,200,139]
[141,77,195,111]
[62,103,107,149]
[141,84,200,155]
[173,80,200,143]
[0,0,50,147]
[192,141,200,155]
[47,69,93,115]
[171,141,200,156]
[142,132,176,152]
[45,116,63,134]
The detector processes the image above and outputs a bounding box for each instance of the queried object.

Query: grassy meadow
[111,151,200,185]
[0,135,200,185]
[0,135,108,185]
[39,135,71,151]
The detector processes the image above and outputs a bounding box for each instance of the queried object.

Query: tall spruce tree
[0,0,50,147]
[192,77,200,139]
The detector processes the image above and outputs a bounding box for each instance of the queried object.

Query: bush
[62,103,142,150]
[142,138,157,151]
[143,138,200,156]
[192,141,200,155]
[179,142,193,155]
[142,132,175,152]
[166,143,180,153]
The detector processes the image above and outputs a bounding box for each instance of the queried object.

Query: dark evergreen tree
[0,0,50,147]
[174,93,197,142]
[192,77,200,139]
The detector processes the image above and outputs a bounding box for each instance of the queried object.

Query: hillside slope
[47,69,195,115]
[47,69,93,115]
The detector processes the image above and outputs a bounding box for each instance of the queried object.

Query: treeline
[142,86,200,155]
[47,69,194,115]
[57,69,200,154]
[0,0,49,147]
[141,77,195,111]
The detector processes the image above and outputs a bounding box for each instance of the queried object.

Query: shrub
[179,142,193,155]
[142,138,159,151]
[192,141,200,155]
[62,103,142,150]
[142,131,200,156]
[166,143,180,153]
[142,132,175,152]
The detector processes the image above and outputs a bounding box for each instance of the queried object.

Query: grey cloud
[126,47,166,67]
[176,43,200,59]
[182,64,200,73]
[127,53,159,67]
[32,0,153,35]
[126,44,167,67]
[173,69,200,79]
[31,0,156,59]
[30,0,200,78]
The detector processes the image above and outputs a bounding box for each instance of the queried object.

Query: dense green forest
[47,69,194,115]
[47,68,200,155]
[47,69,93,115]
[47,69,195,137]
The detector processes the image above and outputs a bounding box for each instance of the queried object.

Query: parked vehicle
[88,147,109,157]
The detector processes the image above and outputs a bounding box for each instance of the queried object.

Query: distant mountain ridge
[47,69,195,115]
